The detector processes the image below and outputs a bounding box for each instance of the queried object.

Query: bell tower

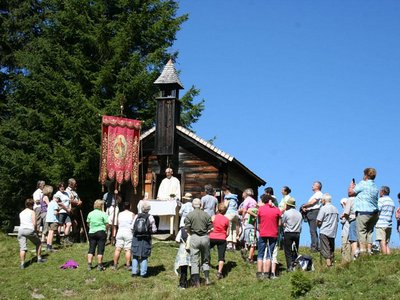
[153,59,184,170]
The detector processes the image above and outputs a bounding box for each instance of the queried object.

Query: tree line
[0,0,204,230]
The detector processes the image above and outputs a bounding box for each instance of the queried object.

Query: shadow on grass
[147,264,166,277]
[24,253,50,269]
[103,260,114,268]
[223,261,237,277]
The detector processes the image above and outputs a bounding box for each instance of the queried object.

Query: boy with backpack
[131,201,157,277]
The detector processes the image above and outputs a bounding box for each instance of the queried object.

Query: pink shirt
[209,214,229,240]
[258,204,282,238]
[241,196,257,221]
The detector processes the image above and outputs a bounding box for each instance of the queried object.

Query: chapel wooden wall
[178,147,223,199]
[129,144,260,211]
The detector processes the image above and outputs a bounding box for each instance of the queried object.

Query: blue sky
[171,1,400,247]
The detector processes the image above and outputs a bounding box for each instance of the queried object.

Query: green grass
[1,232,400,299]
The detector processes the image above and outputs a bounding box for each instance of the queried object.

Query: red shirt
[209,214,229,240]
[258,204,282,238]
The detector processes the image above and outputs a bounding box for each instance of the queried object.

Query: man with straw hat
[281,197,302,272]
[179,193,194,228]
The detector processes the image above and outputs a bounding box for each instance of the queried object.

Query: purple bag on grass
[60,260,79,269]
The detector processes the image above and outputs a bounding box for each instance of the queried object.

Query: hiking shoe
[205,277,211,285]
[87,264,92,271]
[37,258,47,263]
[216,272,223,280]
[97,265,105,271]
[240,248,248,261]
[125,265,132,271]
[270,273,278,279]
[20,264,25,270]
[63,238,73,246]
[110,265,117,271]
[256,272,264,280]
[246,258,255,264]
[178,285,186,290]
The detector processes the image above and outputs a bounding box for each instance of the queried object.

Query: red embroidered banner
[99,116,141,190]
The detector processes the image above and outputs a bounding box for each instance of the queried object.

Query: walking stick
[80,209,89,243]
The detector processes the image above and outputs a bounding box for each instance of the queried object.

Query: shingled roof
[154,59,184,89]
[140,126,266,186]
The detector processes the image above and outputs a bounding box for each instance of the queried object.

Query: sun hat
[286,197,296,207]
[182,193,193,201]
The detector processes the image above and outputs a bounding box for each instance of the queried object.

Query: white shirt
[157,176,181,200]
[307,191,323,210]
[117,210,134,233]
[66,186,79,204]
[54,190,70,213]
[33,188,43,210]
[19,208,34,230]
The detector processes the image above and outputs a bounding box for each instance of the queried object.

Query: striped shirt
[376,196,395,228]
[353,180,379,213]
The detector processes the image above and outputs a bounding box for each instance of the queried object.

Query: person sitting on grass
[209,203,229,280]
[111,202,135,270]
[18,198,47,269]
[317,193,339,267]
[87,199,109,271]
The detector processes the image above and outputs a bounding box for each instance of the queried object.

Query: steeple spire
[154,59,184,90]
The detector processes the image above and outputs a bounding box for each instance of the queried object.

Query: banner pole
[80,209,89,243]
[111,181,118,246]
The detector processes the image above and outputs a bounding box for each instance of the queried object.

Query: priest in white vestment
[156,168,181,230]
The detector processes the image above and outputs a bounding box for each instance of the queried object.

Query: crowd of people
[16,167,400,289]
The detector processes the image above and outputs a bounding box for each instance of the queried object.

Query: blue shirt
[353,180,379,213]
[46,200,60,223]
[376,195,395,228]
[201,194,218,217]
[225,194,238,214]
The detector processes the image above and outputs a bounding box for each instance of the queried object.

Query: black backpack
[133,213,151,237]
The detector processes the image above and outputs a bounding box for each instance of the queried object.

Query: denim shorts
[348,220,358,242]
[257,237,277,260]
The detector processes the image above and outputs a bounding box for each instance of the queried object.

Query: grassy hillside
[1,233,400,299]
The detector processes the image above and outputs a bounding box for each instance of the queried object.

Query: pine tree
[0,0,204,229]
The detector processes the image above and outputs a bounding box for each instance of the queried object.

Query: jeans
[132,256,148,276]
[257,237,277,261]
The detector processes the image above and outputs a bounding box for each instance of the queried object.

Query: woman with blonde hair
[87,199,109,271]
[39,185,53,243]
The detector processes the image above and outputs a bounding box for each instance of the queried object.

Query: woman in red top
[209,203,229,279]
